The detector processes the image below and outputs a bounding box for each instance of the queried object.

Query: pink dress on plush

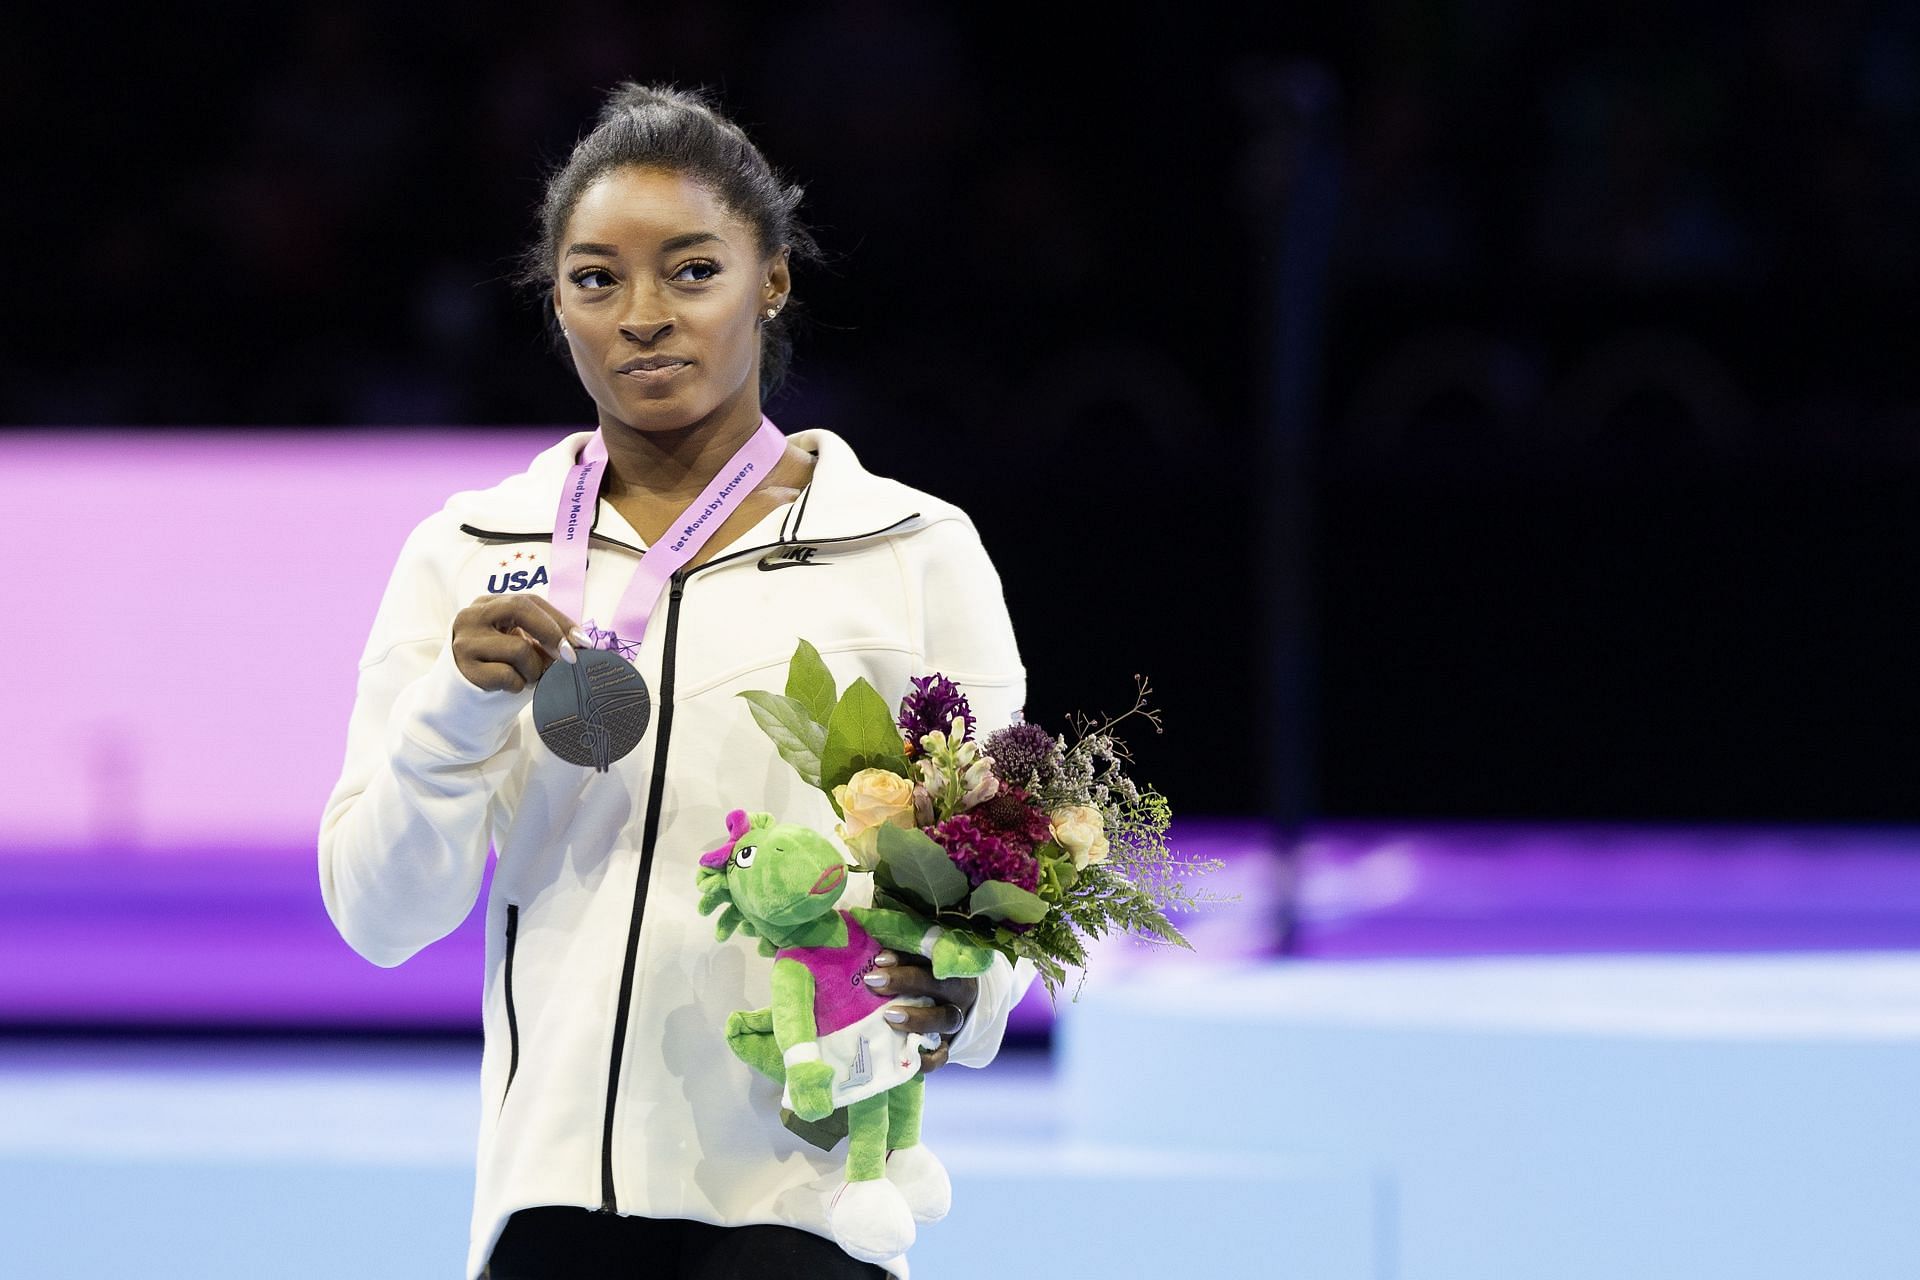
[778,913,926,1109]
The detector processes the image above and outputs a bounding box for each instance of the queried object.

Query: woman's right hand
[450,595,586,693]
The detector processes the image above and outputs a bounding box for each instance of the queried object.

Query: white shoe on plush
[885,1144,952,1223]
[829,1177,916,1264]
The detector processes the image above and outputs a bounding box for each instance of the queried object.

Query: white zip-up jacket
[319,427,1030,1278]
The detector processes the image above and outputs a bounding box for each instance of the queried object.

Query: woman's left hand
[865,951,976,1074]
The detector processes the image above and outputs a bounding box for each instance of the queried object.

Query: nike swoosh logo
[757,550,826,571]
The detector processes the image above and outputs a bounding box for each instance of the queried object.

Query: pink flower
[930,814,1039,891]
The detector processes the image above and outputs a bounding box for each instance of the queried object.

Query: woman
[319,84,1029,1279]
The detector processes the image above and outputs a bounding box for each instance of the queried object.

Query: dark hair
[519,82,819,398]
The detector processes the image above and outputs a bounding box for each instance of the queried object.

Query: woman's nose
[619,287,675,344]
[619,313,674,344]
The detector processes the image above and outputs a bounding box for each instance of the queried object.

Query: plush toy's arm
[696,865,729,916]
[849,907,928,954]
[696,866,749,942]
[852,907,995,979]
[769,956,821,1052]
[771,957,835,1120]
[724,1007,784,1082]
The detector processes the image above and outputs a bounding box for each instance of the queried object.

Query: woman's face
[553,166,789,437]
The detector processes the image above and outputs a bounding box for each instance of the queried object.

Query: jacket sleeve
[905,512,1037,1067]
[318,514,530,968]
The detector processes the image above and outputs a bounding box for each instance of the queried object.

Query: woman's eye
[672,260,720,283]
[733,845,756,869]
[569,267,615,290]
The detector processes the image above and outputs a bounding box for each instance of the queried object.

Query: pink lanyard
[547,417,787,654]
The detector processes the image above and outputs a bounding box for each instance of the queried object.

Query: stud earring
[765,307,779,320]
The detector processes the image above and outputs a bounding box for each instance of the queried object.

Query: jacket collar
[443,426,923,549]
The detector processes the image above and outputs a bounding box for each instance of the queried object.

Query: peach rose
[833,767,918,864]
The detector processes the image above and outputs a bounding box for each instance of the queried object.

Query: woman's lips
[617,360,690,383]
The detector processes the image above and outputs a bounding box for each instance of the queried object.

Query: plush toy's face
[726,821,849,931]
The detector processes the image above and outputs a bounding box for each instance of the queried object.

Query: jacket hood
[440,426,941,545]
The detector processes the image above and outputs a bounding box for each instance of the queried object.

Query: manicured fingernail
[557,638,577,665]
[873,951,897,966]
[923,1032,941,1049]
[883,1009,907,1024]
[568,627,591,647]
[864,973,887,988]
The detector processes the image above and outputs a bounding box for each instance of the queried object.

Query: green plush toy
[697,808,995,1265]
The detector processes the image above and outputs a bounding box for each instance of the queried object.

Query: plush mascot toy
[697,809,994,1264]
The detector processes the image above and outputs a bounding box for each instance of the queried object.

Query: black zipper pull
[669,571,687,601]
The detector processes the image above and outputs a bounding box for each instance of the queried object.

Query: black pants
[486,1206,890,1279]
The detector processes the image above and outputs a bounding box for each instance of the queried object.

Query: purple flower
[984,722,1058,790]
[899,674,975,749]
[969,785,1055,857]
[930,813,1039,892]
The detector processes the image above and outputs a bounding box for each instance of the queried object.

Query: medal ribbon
[547,417,787,654]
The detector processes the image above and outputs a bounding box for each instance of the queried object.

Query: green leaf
[967,880,1051,924]
[945,926,991,954]
[1034,842,1077,897]
[784,639,838,726]
[873,861,934,917]
[1139,910,1194,949]
[738,691,827,789]
[875,824,969,910]
[820,678,909,792]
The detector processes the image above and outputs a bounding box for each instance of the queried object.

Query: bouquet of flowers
[739,640,1216,994]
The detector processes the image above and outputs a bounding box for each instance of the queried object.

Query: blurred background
[4,2,1918,1277]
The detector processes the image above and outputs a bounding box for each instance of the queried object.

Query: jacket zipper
[501,904,521,1112]
[598,569,687,1213]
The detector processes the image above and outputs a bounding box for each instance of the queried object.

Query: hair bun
[599,80,717,127]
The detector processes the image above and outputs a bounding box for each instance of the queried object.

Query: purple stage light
[3,821,1919,1032]
[1,429,562,850]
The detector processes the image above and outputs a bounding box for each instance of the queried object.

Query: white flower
[959,752,998,809]
[1049,805,1110,871]
[916,728,998,812]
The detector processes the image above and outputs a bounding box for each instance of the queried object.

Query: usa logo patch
[487,550,549,594]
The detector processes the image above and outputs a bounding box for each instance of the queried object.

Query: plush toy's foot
[885,1143,952,1223]
[829,1177,916,1264]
